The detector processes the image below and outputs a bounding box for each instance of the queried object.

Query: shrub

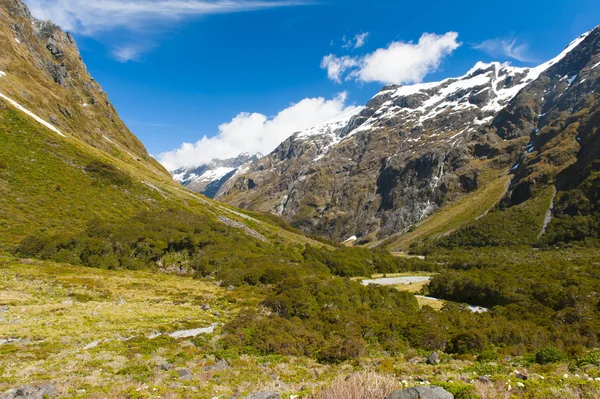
[84,160,132,186]
[0,159,7,169]
[535,346,564,365]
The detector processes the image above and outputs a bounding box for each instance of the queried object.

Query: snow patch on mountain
[0,72,66,138]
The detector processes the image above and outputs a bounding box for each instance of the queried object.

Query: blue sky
[25,0,600,169]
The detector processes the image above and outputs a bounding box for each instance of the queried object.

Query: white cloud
[158,92,359,170]
[353,32,369,49]
[322,32,461,85]
[342,32,369,49]
[320,55,358,83]
[474,36,533,62]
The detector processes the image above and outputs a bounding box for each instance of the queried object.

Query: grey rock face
[0,384,56,399]
[388,386,454,399]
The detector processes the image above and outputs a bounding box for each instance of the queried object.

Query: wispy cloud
[342,32,369,49]
[322,32,460,85]
[474,35,534,63]
[24,0,310,61]
[112,46,147,63]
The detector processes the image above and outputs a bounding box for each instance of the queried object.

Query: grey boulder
[1,384,56,399]
[388,386,454,399]
[245,393,281,399]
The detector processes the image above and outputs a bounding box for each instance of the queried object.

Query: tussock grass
[309,372,400,399]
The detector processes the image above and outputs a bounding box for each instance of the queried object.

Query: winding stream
[362,276,488,313]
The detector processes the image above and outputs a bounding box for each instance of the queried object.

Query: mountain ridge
[215,26,600,248]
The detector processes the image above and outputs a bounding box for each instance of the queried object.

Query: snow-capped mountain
[171,153,262,198]
[215,27,600,245]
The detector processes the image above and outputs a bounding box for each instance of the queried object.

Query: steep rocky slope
[217,27,600,248]
[0,0,167,176]
[171,152,262,198]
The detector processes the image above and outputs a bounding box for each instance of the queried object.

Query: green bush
[84,160,132,186]
[535,346,564,365]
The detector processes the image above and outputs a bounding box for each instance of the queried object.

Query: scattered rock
[205,359,232,372]
[477,376,491,383]
[227,285,235,292]
[408,357,423,365]
[61,300,73,306]
[116,299,126,305]
[160,362,173,371]
[217,216,269,243]
[0,306,8,314]
[515,372,528,380]
[19,259,34,265]
[0,384,56,399]
[387,386,454,399]
[201,303,211,311]
[426,352,440,365]
[177,369,193,381]
[83,340,101,350]
[245,393,281,399]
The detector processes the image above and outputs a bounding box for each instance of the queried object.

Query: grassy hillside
[0,103,325,255]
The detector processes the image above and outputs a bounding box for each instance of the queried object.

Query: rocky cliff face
[0,0,167,176]
[217,28,600,245]
[171,153,262,198]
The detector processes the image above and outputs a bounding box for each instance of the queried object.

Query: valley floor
[3,255,600,399]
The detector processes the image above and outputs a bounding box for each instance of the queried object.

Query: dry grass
[309,372,400,399]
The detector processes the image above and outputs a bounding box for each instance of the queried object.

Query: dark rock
[45,37,64,60]
[201,303,211,311]
[387,386,454,399]
[515,372,528,381]
[227,285,235,292]
[160,362,172,371]
[0,384,56,399]
[477,376,491,383]
[49,116,58,125]
[244,393,280,399]
[426,352,440,365]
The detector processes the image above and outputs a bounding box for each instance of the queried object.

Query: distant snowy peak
[171,152,262,197]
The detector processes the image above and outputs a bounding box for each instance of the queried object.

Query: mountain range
[200,27,600,251]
